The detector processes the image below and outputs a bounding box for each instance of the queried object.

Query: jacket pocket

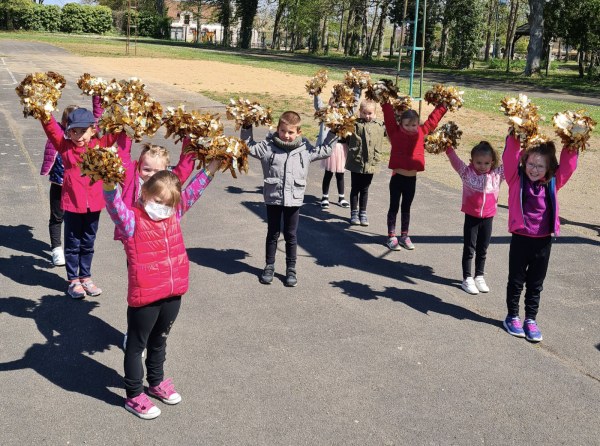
[263,177,282,200]
[292,178,306,199]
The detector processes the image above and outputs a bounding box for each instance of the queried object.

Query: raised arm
[445,146,468,180]
[314,94,325,112]
[555,146,579,191]
[92,96,103,120]
[349,86,362,115]
[306,132,338,162]
[421,104,448,134]
[241,127,271,159]
[382,102,399,139]
[41,115,67,155]
[173,137,197,185]
[502,134,522,186]
[177,168,213,219]
[103,184,135,238]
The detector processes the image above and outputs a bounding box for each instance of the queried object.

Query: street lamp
[492,0,506,59]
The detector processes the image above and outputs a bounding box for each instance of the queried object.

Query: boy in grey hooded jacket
[241,111,338,287]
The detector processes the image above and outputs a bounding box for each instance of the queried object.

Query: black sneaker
[285,268,297,287]
[260,264,275,284]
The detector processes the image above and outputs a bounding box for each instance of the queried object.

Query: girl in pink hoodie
[445,142,505,295]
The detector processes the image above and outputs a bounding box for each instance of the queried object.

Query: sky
[43,0,80,5]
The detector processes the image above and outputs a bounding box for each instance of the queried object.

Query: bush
[83,5,112,34]
[119,11,171,39]
[60,3,85,33]
[18,4,61,32]
[486,58,558,71]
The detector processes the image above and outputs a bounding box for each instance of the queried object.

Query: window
[184,15,190,25]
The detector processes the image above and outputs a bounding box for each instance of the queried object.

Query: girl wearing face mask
[103,162,220,419]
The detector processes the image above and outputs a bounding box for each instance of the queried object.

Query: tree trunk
[504,0,520,59]
[439,26,449,64]
[322,14,329,53]
[364,3,380,58]
[578,48,585,77]
[337,8,345,52]
[344,8,355,55]
[360,0,368,56]
[389,22,396,60]
[156,0,164,17]
[375,1,389,59]
[524,0,544,76]
[271,0,286,50]
[557,38,561,62]
[350,5,363,56]
[237,0,259,49]
[484,0,494,62]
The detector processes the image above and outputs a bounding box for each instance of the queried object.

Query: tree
[235,0,259,48]
[524,0,544,76]
[444,0,485,69]
[271,0,287,49]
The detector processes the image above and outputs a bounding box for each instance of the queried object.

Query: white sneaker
[461,277,479,295]
[52,247,65,266]
[474,276,490,293]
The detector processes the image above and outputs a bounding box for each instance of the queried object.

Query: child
[445,142,505,294]
[40,105,78,266]
[502,136,578,342]
[241,111,338,287]
[382,103,447,250]
[314,87,361,209]
[345,99,386,226]
[103,161,220,419]
[41,107,127,299]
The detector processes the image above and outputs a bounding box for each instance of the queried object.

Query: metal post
[419,0,427,117]
[408,0,419,97]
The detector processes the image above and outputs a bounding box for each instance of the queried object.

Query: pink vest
[123,207,189,307]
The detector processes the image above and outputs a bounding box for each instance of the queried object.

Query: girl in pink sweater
[445,142,505,295]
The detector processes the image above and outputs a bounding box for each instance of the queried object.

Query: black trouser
[124,296,182,399]
[387,174,416,236]
[322,170,345,196]
[350,172,373,212]
[462,214,494,279]
[49,183,64,249]
[265,205,300,269]
[506,234,553,320]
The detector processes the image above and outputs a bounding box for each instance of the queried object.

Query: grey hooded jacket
[242,128,338,207]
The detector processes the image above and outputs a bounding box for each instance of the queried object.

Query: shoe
[125,393,161,419]
[148,378,182,405]
[350,210,360,225]
[503,316,526,338]
[474,276,489,293]
[338,198,350,208]
[51,247,65,266]
[80,279,102,296]
[320,196,329,209]
[67,281,86,299]
[386,237,401,251]
[461,277,479,295]
[523,319,543,342]
[285,268,297,287]
[397,235,415,250]
[359,211,369,226]
[260,264,275,284]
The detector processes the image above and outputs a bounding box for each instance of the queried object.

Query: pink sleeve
[92,96,103,120]
[502,135,522,186]
[422,104,447,134]
[446,146,467,179]
[173,138,197,184]
[176,169,212,219]
[382,102,398,139]
[41,116,67,155]
[555,146,578,191]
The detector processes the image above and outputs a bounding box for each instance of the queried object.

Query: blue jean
[63,209,101,281]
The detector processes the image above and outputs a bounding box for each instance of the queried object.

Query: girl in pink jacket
[445,142,505,295]
[501,135,578,342]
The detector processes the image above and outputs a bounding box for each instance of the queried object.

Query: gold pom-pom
[553,109,596,153]
[15,72,66,123]
[391,95,412,114]
[331,84,357,112]
[163,104,224,157]
[314,106,357,138]
[305,69,328,96]
[226,98,273,131]
[424,121,463,154]
[364,79,399,104]
[77,73,109,96]
[78,142,125,185]
[424,84,464,112]
[203,136,249,179]
[500,94,549,149]
[344,68,371,89]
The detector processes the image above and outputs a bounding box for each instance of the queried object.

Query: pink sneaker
[67,281,86,299]
[148,378,182,405]
[80,278,102,296]
[125,393,161,419]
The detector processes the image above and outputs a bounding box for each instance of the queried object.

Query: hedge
[18,4,61,32]
[113,10,171,39]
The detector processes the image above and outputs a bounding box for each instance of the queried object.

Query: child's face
[360,106,376,122]
[142,187,172,208]
[525,153,547,182]
[139,155,167,182]
[277,122,301,143]
[69,127,94,148]
[471,154,493,174]
[401,119,419,133]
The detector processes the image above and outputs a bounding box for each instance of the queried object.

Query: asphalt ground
[0,40,599,445]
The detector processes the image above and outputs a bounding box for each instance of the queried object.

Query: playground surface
[1,40,600,445]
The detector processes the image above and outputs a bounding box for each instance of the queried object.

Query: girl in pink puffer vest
[445,141,505,295]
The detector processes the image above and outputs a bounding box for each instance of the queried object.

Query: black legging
[265,204,300,269]
[350,172,373,211]
[387,173,417,236]
[322,170,345,196]
[462,214,494,279]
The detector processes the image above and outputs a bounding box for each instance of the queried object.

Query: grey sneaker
[285,268,297,287]
[260,264,275,284]
[359,211,369,226]
[397,235,415,250]
[350,210,360,225]
[386,237,401,251]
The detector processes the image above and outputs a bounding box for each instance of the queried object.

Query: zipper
[163,220,174,295]
[299,152,304,169]
[269,153,276,167]
[480,173,487,218]
[282,150,290,206]
[519,171,527,229]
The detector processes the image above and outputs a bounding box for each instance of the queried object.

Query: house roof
[164,1,215,21]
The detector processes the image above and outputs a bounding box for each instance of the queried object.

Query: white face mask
[144,200,173,221]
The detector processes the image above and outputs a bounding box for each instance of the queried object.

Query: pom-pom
[305,69,328,96]
[344,68,371,89]
[78,142,125,185]
[424,121,463,154]
[553,109,596,153]
[77,73,109,96]
[314,106,357,138]
[364,79,399,104]
[391,95,412,114]
[204,136,249,179]
[15,72,66,123]
[330,84,357,112]
[164,104,224,155]
[500,94,549,148]
[226,98,273,131]
[424,84,464,112]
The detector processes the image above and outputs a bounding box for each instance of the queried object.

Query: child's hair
[519,141,558,185]
[399,109,420,124]
[61,105,79,125]
[278,111,302,131]
[139,143,170,167]
[359,100,377,112]
[471,141,501,169]
[141,170,182,209]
